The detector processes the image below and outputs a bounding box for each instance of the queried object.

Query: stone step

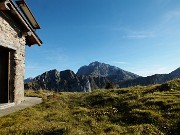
[0,103,15,110]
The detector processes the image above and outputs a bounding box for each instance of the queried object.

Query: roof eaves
[0,0,42,46]
[16,0,40,29]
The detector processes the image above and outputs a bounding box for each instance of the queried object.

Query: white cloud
[153,9,180,35]
[37,47,69,64]
[122,31,155,39]
[25,62,41,70]
[113,61,128,64]
[25,62,44,78]
[164,10,180,21]
[46,54,68,63]
[26,65,40,70]
[113,9,180,40]
[111,26,155,39]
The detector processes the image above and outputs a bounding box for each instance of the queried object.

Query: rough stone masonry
[0,11,26,104]
[0,0,42,105]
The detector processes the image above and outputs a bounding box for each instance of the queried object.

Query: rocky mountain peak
[89,61,100,66]
[60,70,76,80]
[24,61,180,91]
[77,61,140,81]
[89,61,108,67]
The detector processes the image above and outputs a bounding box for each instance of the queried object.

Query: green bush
[105,82,115,89]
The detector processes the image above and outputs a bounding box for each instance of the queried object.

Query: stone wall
[0,11,26,104]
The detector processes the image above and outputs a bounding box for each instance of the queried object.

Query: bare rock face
[24,69,113,92]
[25,69,93,92]
[24,62,140,91]
[25,61,180,91]
[34,69,61,90]
[77,61,140,83]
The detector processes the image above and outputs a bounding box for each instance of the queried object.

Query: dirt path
[0,97,42,117]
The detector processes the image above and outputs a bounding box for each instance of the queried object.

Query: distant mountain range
[24,61,180,92]
[119,67,180,87]
[24,77,34,83]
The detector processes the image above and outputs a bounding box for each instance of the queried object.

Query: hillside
[120,67,180,88]
[1,79,180,134]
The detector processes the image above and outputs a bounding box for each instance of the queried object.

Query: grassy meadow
[0,79,180,134]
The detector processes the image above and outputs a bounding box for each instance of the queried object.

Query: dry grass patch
[0,79,180,134]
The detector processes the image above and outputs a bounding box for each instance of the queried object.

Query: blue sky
[25,0,180,78]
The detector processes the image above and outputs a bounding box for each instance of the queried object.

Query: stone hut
[0,0,42,105]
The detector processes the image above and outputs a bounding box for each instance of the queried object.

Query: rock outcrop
[25,61,180,91]
[24,69,112,92]
[77,61,140,83]
[25,69,92,92]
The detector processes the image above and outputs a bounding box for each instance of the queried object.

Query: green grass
[0,79,180,134]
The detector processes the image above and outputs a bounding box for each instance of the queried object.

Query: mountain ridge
[119,67,180,87]
[25,68,112,92]
[77,61,140,81]
[25,61,180,91]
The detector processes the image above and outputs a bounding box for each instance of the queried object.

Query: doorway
[0,46,11,103]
